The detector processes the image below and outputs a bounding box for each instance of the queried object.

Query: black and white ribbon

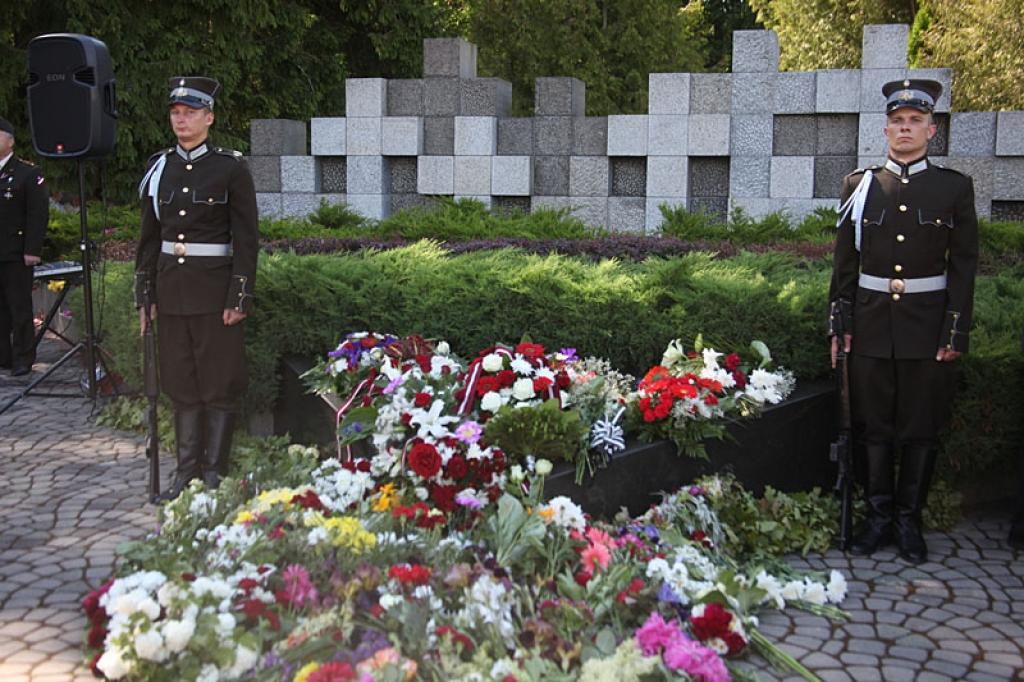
[590,406,626,455]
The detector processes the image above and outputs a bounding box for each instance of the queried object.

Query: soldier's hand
[138,305,157,334]
[831,333,852,369]
[223,309,247,326]
[24,254,41,267]
[936,347,961,362]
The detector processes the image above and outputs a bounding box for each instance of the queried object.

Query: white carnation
[826,570,848,603]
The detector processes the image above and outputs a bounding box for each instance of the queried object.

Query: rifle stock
[830,347,855,550]
[142,289,161,502]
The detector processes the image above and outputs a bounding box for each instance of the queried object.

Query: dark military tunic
[135,141,258,410]
[829,156,978,443]
[0,156,48,368]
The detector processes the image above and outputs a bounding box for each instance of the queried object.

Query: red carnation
[409,443,442,478]
[533,377,553,393]
[733,370,747,389]
[476,375,502,396]
[497,369,517,387]
[414,392,432,408]
[724,352,742,371]
[691,603,733,641]
[555,371,571,389]
[446,455,469,480]
[430,484,458,513]
[308,661,357,682]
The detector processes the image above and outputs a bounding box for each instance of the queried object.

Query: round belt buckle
[173,242,187,257]
[889,278,906,294]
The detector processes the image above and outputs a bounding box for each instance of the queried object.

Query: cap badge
[903,79,910,87]
[175,88,188,97]
[179,79,185,86]
[899,90,914,101]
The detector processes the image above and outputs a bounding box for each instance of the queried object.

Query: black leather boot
[849,443,894,555]
[157,407,204,502]
[202,409,236,489]
[894,443,937,564]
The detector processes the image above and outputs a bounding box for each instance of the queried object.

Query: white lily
[410,399,460,440]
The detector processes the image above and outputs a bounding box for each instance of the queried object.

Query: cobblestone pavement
[1,340,1022,681]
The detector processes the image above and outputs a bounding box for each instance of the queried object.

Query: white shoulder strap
[138,152,170,221]
[836,171,873,252]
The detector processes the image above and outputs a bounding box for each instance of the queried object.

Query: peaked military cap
[882,79,943,114]
[168,76,221,110]
[0,116,13,136]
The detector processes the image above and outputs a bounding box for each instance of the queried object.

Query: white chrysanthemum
[379,593,404,610]
[826,570,848,603]
[661,339,686,367]
[542,496,586,532]
[699,365,736,389]
[188,492,218,518]
[802,578,828,605]
[781,580,804,601]
[509,356,533,375]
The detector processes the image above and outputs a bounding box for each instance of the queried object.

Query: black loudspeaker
[27,33,117,159]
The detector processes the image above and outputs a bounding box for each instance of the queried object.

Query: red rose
[430,484,458,513]
[446,455,469,480]
[415,354,432,373]
[497,369,517,387]
[409,443,442,478]
[574,571,592,586]
[556,371,571,389]
[87,620,106,649]
[733,370,747,389]
[414,392,432,408]
[724,352,741,371]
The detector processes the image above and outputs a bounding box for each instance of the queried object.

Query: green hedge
[73,244,1024,489]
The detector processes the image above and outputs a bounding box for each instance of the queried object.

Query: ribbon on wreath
[335,367,378,460]
[590,406,626,456]
[457,347,514,415]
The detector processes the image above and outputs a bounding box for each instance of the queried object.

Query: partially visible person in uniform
[828,79,978,564]
[0,116,48,377]
[135,78,258,501]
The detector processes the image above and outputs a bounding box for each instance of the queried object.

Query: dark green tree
[701,0,762,70]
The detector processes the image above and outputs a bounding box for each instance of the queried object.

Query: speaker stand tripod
[1,161,114,415]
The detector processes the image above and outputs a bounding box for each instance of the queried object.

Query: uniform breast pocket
[918,210,954,228]
[193,187,228,205]
[861,209,885,228]
[158,189,175,205]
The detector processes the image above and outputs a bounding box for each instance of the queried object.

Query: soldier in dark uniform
[135,78,258,501]
[828,79,978,564]
[0,116,49,377]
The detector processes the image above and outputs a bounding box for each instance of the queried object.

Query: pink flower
[662,637,730,682]
[454,421,483,445]
[635,612,682,656]
[279,564,318,608]
[581,542,611,574]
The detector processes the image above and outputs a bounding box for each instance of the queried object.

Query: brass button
[207,197,214,203]
[863,218,869,224]
[894,264,903,273]
[183,187,189,193]
[186,164,193,171]
[896,234,905,242]
[899,204,907,212]
[177,233,185,240]
[901,178,909,184]
[177,257,185,264]
[892,293,901,301]
[178,209,186,216]
[935,218,942,225]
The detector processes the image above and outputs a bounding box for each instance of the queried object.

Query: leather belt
[858,273,946,295]
[161,240,232,257]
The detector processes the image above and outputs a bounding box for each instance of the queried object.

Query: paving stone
[819,670,853,682]
[969,662,1019,679]
[880,664,919,682]
[915,673,953,682]
[844,666,882,681]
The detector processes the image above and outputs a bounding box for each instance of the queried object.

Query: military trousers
[0,260,36,368]
[157,312,247,412]
[849,355,956,445]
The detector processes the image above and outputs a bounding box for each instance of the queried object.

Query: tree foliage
[466,0,709,115]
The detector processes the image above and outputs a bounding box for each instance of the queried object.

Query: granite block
[345,117,381,156]
[255,192,282,218]
[423,117,455,155]
[996,112,1024,156]
[493,196,531,215]
[774,72,816,114]
[729,155,770,198]
[535,77,586,116]
[319,157,347,193]
[607,197,646,233]
[424,78,461,116]
[347,155,385,194]
[423,38,477,79]
[569,197,608,228]
[858,113,889,157]
[645,197,688,231]
[454,156,492,196]
[731,73,775,114]
[731,197,776,219]
[281,156,317,193]
[346,194,388,220]
[649,73,690,115]
[860,69,905,112]
[389,193,431,214]
[247,156,281,192]
[281,193,321,218]
[992,201,1024,222]
[928,113,950,156]
[688,115,731,156]
[730,115,772,156]
[932,156,994,218]
[387,79,424,117]
[774,115,815,155]
[453,195,493,209]
[861,24,909,69]
[454,116,497,156]
[573,117,608,155]
[817,114,859,155]
[387,157,417,194]
[775,197,833,220]
[491,156,532,196]
[994,158,1024,200]
[531,196,571,212]
[417,155,455,195]
[610,157,647,197]
[311,117,346,156]
[460,78,512,116]
[690,74,732,114]
[648,115,688,156]
[607,115,649,156]
[689,157,730,198]
[689,196,728,222]
[949,112,997,157]
[907,68,953,112]
[569,156,610,197]
[770,156,814,198]
[814,156,858,198]
[816,70,861,113]
[497,118,533,155]
[732,30,779,73]
[646,156,688,198]
[315,193,347,209]
[533,116,574,155]
[346,78,387,117]
[533,156,570,196]
[381,117,423,156]
[250,119,306,156]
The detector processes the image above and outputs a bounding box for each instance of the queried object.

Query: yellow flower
[293,662,320,682]
[306,514,377,553]
[234,510,256,525]
[372,483,398,512]
[47,279,65,292]
[538,507,555,522]
[254,486,310,513]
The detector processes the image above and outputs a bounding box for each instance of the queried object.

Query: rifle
[141,287,161,503]
[830,343,854,550]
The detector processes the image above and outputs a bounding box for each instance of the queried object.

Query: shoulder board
[213,147,244,160]
[932,163,967,177]
[844,166,877,179]
[147,148,173,165]
[16,157,36,167]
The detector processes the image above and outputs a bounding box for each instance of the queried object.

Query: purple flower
[558,347,578,362]
[454,420,483,445]
[657,582,684,605]
[382,375,404,395]
[455,490,484,510]
[688,485,704,497]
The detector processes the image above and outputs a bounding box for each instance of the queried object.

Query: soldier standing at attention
[0,116,48,377]
[828,79,978,564]
[135,78,258,501]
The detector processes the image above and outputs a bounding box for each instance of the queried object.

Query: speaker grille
[75,67,96,85]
